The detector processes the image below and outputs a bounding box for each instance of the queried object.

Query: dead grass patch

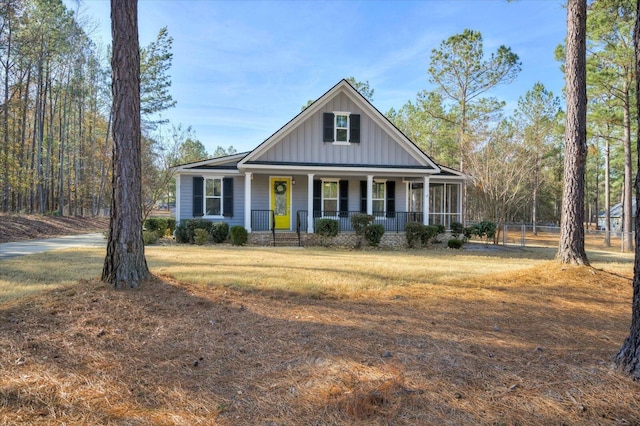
[0,246,638,424]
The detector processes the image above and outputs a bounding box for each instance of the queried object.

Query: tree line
[0,0,218,219]
[2,0,634,246]
[387,1,636,251]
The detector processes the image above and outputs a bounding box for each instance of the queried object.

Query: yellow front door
[271,177,291,230]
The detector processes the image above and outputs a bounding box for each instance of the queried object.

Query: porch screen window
[322,181,339,214]
[372,181,385,214]
[205,177,222,216]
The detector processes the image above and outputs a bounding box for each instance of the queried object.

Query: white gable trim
[238,80,441,173]
[173,152,248,173]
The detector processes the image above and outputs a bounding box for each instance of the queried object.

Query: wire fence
[501,224,635,253]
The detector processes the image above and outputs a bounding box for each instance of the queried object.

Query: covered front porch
[243,172,463,235]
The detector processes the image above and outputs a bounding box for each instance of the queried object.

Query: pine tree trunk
[101,0,149,289]
[615,0,640,378]
[623,84,633,252]
[557,0,589,266]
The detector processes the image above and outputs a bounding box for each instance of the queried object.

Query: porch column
[307,173,314,233]
[366,175,374,215]
[244,172,252,232]
[423,176,430,226]
[175,174,181,223]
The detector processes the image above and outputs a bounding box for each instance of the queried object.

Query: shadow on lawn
[0,264,638,425]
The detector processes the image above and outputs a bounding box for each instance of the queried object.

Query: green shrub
[144,218,168,234]
[230,226,248,246]
[175,221,190,243]
[405,222,424,248]
[143,230,160,245]
[450,222,464,239]
[471,221,497,245]
[210,221,229,243]
[315,219,339,237]
[422,225,440,246]
[174,219,213,244]
[364,224,385,247]
[463,226,474,241]
[447,238,464,249]
[351,213,374,235]
[315,218,339,246]
[194,228,209,245]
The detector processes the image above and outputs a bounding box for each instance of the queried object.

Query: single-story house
[597,200,636,232]
[173,79,466,243]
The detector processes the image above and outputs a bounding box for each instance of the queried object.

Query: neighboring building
[598,200,636,232]
[173,79,466,238]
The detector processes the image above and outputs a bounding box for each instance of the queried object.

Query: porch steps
[272,232,301,247]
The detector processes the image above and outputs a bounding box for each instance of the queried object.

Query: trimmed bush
[350,213,374,235]
[230,226,248,246]
[447,238,464,249]
[364,224,385,247]
[144,218,168,234]
[194,228,209,245]
[315,218,339,246]
[422,225,441,246]
[143,230,160,245]
[174,219,213,244]
[405,222,424,248]
[450,222,464,239]
[210,221,229,243]
[175,221,190,243]
[315,219,339,237]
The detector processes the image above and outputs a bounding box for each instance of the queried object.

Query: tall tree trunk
[533,156,539,235]
[557,0,589,265]
[1,16,11,213]
[605,138,611,246]
[102,0,149,288]
[623,83,633,252]
[615,0,640,378]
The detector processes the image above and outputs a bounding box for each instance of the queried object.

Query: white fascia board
[176,169,241,176]
[172,152,248,172]
[238,163,439,176]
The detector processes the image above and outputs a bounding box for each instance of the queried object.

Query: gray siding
[254,93,421,166]
[178,174,245,228]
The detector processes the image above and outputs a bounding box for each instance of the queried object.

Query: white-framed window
[204,177,223,216]
[372,180,386,215]
[335,113,349,142]
[322,179,339,215]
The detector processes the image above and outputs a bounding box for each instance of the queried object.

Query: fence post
[521,224,526,247]
[503,224,507,246]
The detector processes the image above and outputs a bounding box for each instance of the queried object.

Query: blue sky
[68,0,568,155]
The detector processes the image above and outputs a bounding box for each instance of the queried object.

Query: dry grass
[1,245,639,425]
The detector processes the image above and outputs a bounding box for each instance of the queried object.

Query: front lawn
[0,246,637,424]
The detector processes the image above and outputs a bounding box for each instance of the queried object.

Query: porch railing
[251,210,275,243]
[251,210,460,237]
[300,211,425,233]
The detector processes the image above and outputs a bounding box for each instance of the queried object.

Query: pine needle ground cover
[0,246,638,424]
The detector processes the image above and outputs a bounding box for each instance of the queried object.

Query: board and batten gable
[248,92,423,167]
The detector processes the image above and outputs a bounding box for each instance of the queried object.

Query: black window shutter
[339,180,349,217]
[313,179,322,217]
[386,181,396,218]
[349,114,360,143]
[323,112,334,142]
[193,176,204,217]
[360,180,367,213]
[223,177,233,217]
